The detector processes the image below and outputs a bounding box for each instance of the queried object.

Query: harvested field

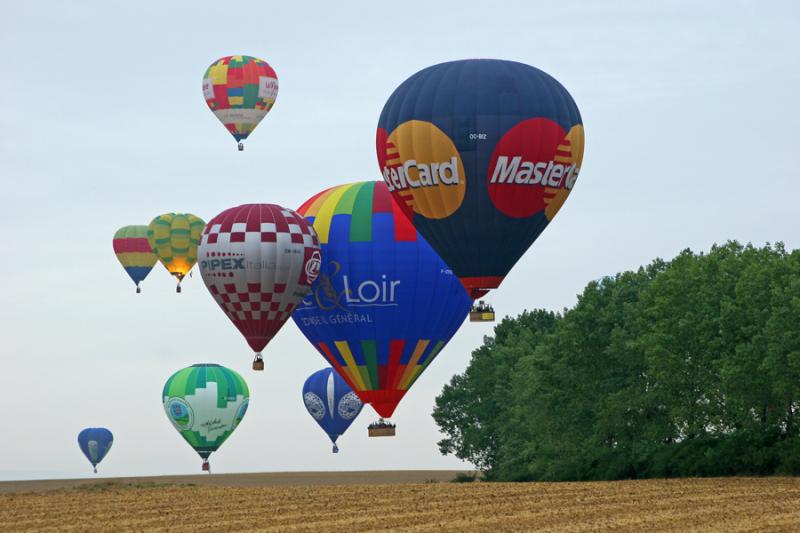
[1,474,799,531]
[0,470,464,494]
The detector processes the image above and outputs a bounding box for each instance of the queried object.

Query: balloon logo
[234,401,249,428]
[377,59,584,297]
[198,204,320,370]
[292,181,471,419]
[147,213,206,292]
[485,119,584,219]
[113,225,157,293]
[203,55,278,150]
[302,368,364,453]
[162,364,249,472]
[338,392,362,420]
[304,392,326,420]
[305,250,322,284]
[166,398,193,430]
[77,428,113,474]
[378,120,466,219]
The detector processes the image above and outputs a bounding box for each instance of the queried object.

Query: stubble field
[2,473,799,531]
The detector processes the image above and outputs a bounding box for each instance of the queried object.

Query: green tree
[433,242,800,480]
[432,310,557,476]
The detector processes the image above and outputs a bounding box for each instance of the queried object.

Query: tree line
[433,242,800,480]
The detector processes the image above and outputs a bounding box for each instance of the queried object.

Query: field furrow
[1,476,799,531]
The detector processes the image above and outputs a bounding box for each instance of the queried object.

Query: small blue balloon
[302,368,363,453]
[78,428,113,473]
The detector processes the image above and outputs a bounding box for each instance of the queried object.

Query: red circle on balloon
[487,118,572,218]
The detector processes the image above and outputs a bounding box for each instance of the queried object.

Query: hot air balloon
[77,428,113,473]
[198,204,321,370]
[303,367,363,453]
[376,59,585,307]
[202,55,279,151]
[147,213,205,292]
[113,225,157,293]
[162,364,249,472]
[292,181,471,425]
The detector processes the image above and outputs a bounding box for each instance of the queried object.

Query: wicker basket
[368,426,396,437]
[469,311,495,322]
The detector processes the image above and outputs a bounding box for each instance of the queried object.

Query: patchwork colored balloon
[147,213,205,292]
[303,367,363,453]
[77,427,113,473]
[162,364,249,471]
[113,225,157,293]
[293,181,471,418]
[377,59,584,298]
[199,204,321,369]
[202,55,278,148]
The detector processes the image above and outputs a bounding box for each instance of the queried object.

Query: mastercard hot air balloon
[377,59,585,309]
[202,55,278,151]
[148,213,205,292]
[292,181,471,425]
[113,225,157,293]
[198,204,321,370]
[163,364,249,472]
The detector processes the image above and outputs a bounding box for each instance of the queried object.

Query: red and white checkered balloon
[199,204,321,360]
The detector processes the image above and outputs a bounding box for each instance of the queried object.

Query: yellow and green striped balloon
[147,213,205,292]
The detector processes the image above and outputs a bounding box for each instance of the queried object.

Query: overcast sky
[1,1,797,480]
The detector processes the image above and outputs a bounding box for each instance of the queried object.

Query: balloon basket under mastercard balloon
[469,300,496,322]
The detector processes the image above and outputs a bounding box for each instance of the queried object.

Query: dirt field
[0,470,463,494]
[2,474,799,531]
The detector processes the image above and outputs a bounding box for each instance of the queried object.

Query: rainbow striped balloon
[292,181,471,418]
[113,225,157,293]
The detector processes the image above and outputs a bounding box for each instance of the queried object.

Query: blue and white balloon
[302,368,363,453]
[77,427,113,473]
